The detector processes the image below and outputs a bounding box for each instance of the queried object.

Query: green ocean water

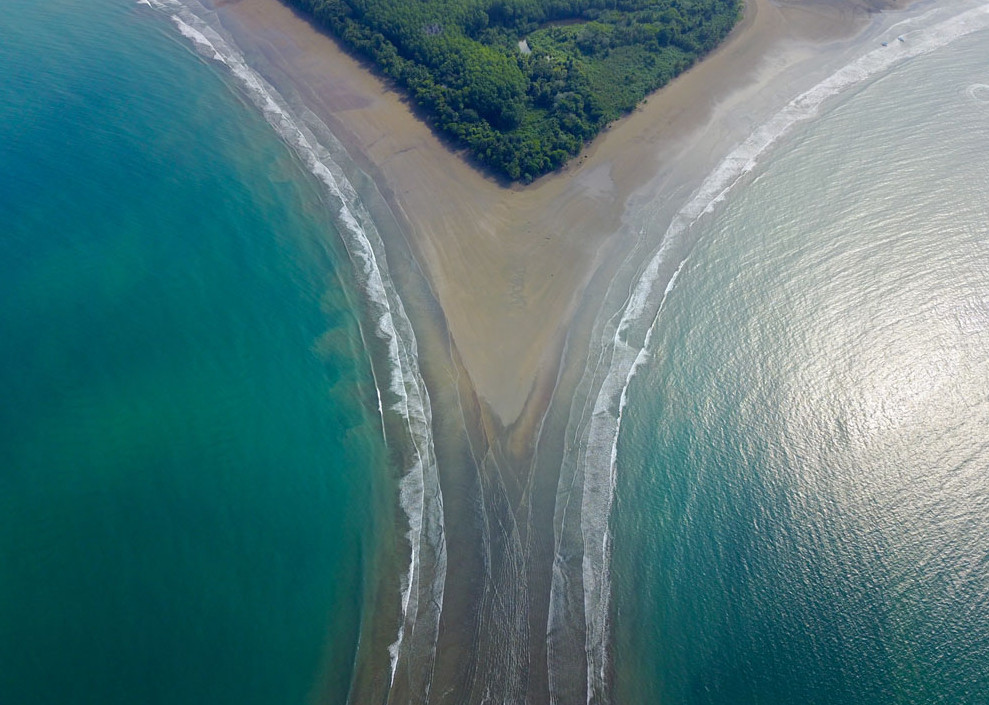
[612,24,989,705]
[0,1,390,703]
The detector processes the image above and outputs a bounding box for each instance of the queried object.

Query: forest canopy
[284,0,742,181]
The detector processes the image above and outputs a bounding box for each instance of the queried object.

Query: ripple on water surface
[612,25,989,705]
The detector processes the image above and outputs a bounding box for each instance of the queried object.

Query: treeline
[284,0,741,181]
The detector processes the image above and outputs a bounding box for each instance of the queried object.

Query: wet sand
[207,0,894,429]
[201,0,920,700]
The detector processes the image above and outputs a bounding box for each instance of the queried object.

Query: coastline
[204,0,877,429]
[187,0,932,701]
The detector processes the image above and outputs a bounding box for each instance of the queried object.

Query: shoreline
[188,0,933,700]
[205,0,909,433]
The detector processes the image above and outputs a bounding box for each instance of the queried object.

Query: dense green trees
[284,0,741,181]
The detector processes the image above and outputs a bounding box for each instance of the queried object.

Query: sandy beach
[208,0,900,430]
[198,0,920,700]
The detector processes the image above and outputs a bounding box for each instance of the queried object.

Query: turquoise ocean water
[0,1,391,703]
[611,19,989,705]
[7,0,989,702]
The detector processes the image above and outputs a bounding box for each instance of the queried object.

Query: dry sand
[207,0,900,431]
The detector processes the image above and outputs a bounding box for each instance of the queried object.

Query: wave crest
[140,0,447,700]
[550,3,989,703]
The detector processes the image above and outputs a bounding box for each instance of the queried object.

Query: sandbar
[197,0,922,699]
[207,0,906,432]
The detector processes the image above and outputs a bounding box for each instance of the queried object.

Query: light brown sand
[208,0,898,429]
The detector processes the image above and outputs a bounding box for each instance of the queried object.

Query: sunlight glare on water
[611,24,989,705]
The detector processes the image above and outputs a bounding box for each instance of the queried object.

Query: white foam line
[570,3,989,702]
[968,82,989,103]
[141,0,446,697]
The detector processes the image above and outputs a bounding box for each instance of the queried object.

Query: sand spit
[206,0,896,428]
[195,0,927,700]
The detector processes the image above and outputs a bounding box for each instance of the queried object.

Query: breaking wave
[550,2,989,703]
[139,0,447,700]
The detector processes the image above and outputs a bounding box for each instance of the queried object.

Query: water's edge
[140,1,448,701]
[547,2,989,702]
[137,0,989,701]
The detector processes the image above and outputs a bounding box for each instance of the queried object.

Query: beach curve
[163,0,936,699]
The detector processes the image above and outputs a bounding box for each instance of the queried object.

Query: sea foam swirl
[552,3,989,703]
[139,0,446,700]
